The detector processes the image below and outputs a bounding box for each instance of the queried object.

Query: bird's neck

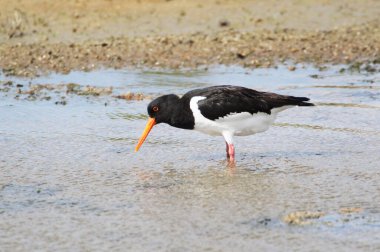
[168,98,195,130]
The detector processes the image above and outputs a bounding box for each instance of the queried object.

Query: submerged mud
[0,80,151,103]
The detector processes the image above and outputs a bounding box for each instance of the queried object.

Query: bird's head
[135,94,179,152]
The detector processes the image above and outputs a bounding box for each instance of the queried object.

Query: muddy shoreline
[1,0,379,77]
[1,23,380,77]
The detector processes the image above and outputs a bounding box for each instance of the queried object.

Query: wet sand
[0,0,380,77]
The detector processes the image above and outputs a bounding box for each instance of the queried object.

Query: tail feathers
[289,96,315,106]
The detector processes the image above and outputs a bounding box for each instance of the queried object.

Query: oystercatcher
[135,85,314,161]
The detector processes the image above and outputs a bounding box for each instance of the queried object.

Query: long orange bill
[135,117,156,152]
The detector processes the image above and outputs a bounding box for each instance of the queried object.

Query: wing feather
[182,85,313,121]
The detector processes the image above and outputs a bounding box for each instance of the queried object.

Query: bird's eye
[152,106,159,112]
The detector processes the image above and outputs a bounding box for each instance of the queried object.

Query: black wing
[183,85,313,121]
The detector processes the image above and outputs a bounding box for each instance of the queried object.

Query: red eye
[153,106,159,112]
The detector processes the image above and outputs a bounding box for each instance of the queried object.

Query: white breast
[189,96,292,138]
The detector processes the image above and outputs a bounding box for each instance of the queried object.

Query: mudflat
[0,0,379,76]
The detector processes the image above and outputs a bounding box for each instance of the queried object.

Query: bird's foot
[226,161,236,175]
[227,158,236,167]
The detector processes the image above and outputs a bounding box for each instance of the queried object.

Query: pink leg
[227,143,235,162]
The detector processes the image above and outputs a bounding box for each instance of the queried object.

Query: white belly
[190,96,292,137]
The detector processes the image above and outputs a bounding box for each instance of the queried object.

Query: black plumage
[182,85,314,121]
[147,85,314,129]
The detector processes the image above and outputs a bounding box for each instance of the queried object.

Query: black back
[181,85,314,121]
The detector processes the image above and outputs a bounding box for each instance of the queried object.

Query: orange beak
[135,117,156,152]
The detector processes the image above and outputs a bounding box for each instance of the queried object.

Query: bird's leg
[225,141,230,159]
[228,143,235,162]
[222,132,235,163]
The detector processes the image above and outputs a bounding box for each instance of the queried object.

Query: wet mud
[0,0,379,77]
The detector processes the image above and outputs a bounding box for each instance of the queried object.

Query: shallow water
[1,65,380,251]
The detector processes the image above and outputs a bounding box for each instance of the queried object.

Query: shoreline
[1,23,379,77]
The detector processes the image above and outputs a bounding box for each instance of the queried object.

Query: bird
[135,85,314,162]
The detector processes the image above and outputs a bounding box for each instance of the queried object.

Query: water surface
[1,65,380,251]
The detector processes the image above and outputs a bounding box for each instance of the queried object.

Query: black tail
[291,96,314,106]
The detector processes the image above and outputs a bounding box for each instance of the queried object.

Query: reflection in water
[1,65,380,251]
